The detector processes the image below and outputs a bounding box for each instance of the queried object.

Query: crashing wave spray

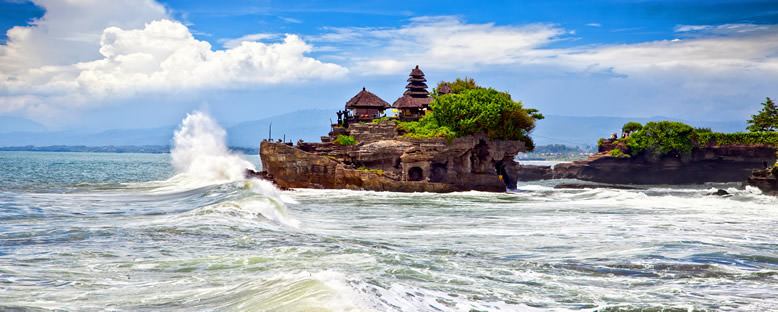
[168,111,299,227]
[171,111,255,184]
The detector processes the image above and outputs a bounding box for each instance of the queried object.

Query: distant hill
[0,110,335,148]
[226,109,333,147]
[0,126,176,147]
[0,110,748,149]
[0,116,47,133]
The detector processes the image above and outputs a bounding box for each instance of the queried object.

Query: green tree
[435,77,477,95]
[746,97,778,132]
[625,121,695,160]
[622,122,643,134]
[431,87,539,148]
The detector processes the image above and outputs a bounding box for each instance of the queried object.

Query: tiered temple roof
[393,65,432,109]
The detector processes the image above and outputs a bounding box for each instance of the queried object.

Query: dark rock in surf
[745,167,778,196]
[244,169,287,190]
[553,145,777,185]
[517,165,553,181]
[710,189,730,196]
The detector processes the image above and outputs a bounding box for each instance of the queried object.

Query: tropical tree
[431,87,540,148]
[746,97,778,132]
[622,122,643,135]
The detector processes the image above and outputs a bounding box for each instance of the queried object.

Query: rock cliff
[553,145,777,184]
[746,167,778,195]
[259,120,528,192]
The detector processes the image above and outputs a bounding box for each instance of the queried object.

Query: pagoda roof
[404,90,430,96]
[405,82,429,89]
[409,65,425,77]
[438,83,452,94]
[407,77,427,82]
[345,87,390,109]
[392,95,432,109]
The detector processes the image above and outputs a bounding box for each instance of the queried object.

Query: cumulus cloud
[219,33,282,49]
[0,14,346,116]
[0,0,168,72]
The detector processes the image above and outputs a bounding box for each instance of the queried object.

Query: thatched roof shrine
[345,87,390,109]
[438,83,452,95]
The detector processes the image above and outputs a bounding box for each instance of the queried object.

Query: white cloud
[1,16,347,117]
[313,16,567,74]
[317,17,778,82]
[280,17,303,24]
[586,23,601,27]
[312,18,778,120]
[552,24,778,78]
[674,25,712,32]
[219,33,282,49]
[0,0,169,73]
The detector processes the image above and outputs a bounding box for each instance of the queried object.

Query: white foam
[169,111,255,187]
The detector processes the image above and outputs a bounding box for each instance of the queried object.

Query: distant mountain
[0,116,47,133]
[0,126,176,147]
[226,109,334,147]
[0,110,335,148]
[0,110,749,149]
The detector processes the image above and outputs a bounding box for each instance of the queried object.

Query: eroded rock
[553,145,777,185]
[259,120,528,192]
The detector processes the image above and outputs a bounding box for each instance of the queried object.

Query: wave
[169,111,255,186]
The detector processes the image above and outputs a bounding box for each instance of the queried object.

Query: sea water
[1,112,777,311]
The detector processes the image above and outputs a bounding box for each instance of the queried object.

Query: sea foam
[170,111,255,185]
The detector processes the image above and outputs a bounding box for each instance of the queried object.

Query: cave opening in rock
[429,163,447,182]
[495,160,516,190]
[408,167,424,181]
[471,140,491,172]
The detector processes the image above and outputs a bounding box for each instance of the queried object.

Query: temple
[437,82,452,95]
[335,65,435,127]
[392,65,432,121]
[343,87,390,123]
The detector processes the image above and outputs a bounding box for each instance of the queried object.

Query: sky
[0,0,777,131]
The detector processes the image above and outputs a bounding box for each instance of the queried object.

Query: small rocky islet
[256,66,778,194]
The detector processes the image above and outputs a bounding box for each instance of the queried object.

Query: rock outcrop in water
[746,167,778,195]
[259,120,528,192]
[553,144,777,184]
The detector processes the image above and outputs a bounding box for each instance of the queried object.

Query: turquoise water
[2,150,777,311]
[2,112,778,311]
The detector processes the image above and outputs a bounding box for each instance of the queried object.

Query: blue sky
[1,0,777,131]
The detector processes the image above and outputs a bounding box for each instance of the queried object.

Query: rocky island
[257,68,778,194]
[260,122,526,192]
[258,67,541,193]
[552,120,778,186]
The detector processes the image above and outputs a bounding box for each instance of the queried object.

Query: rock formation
[553,145,777,184]
[746,167,778,195]
[516,165,553,181]
[259,120,528,192]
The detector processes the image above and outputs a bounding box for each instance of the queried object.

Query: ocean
[1,112,777,311]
